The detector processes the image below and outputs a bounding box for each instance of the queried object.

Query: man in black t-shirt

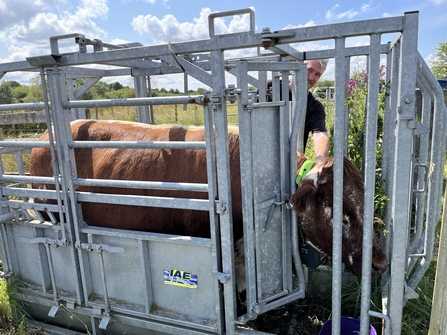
[266,59,329,162]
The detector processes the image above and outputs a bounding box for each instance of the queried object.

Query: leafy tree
[106,87,135,99]
[8,81,21,88]
[109,81,124,91]
[22,75,44,102]
[0,81,14,104]
[92,81,111,98]
[430,40,447,79]
[12,85,30,103]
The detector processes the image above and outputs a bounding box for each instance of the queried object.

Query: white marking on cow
[324,205,332,219]
[304,164,323,187]
[348,254,354,266]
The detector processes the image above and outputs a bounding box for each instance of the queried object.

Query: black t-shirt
[304,91,327,148]
[264,81,327,148]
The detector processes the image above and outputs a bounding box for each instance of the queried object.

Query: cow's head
[290,153,388,277]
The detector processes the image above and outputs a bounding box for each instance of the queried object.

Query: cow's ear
[290,183,316,213]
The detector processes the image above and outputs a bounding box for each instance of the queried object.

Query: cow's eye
[342,216,350,225]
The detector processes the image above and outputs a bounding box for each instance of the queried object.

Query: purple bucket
[319,316,377,335]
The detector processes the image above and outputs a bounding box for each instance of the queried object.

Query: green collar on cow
[296,160,315,185]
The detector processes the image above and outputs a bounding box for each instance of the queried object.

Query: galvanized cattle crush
[0,8,446,335]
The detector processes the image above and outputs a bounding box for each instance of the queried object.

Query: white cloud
[0,0,59,31]
[430,0,446,4]
[1,0,109,61]
[131,7,255,43]
[361,3,372,13]
[283,20,317,29]
[325,4,359,21]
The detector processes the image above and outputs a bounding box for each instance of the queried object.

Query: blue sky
[1,0,446,89]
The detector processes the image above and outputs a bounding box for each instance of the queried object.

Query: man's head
[305,59,329,89]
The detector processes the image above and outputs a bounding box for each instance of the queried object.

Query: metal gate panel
[251,105,287,301]
[77,227,220,332]
[5,223,81,301]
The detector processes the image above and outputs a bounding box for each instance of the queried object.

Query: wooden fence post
[429,178,447,334]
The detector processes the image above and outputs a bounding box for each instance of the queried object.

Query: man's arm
[313,131,329,162]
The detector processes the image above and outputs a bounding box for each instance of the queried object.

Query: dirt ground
[243,297,331,335]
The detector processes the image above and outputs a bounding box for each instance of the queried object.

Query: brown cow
[30,119,388,278]
[291,153,388,277]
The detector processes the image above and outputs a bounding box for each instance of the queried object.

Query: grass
[0,275,35,335]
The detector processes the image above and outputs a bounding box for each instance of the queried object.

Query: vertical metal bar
[44,243,60,305]
[0,224,12,275]
[360,33,381,335]
[289,62,307,294]
[134,75,150,123]
[46,67,84,303]
[138,239,153,314]
[382,40,400,271]
[291,64,308,154]
[66,77,85,119]
[203,98,224,334]
[344,56,351,155]
[97,250,111,314]
[381,42,393,186]
[236,60,257,321]
[332,36,347,335]
[279,70,292,293]
[147,76,155,124]
[39,68,68,242]
[183,72,188,111]
[210,47,237,334]
[387,11,419,335]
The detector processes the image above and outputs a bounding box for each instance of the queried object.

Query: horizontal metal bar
[3,187,61,201]
[244,62,302,71]
[79,225,212,247]
[76,192,211,211]
[0,102,47,111]
[74,178,209,192]
[63,95,208,109]
[6,199,62,214]
[0,147,32,154]
[0,141,50,148]
[0,175,56,184]
[0,210,25,224]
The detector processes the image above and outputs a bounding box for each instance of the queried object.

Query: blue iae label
[163,269,198,288]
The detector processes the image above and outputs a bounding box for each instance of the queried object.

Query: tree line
[0,75,208,106]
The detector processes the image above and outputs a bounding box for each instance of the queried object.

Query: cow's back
[30,120,242,239]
